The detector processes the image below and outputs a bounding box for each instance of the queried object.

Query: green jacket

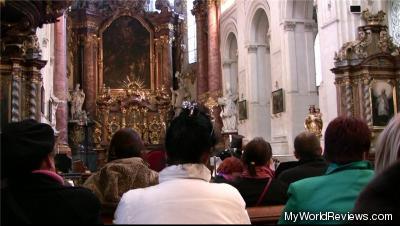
[278,161,374,224]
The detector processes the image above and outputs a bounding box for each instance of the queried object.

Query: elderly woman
[279,117,374,224]
[83,128,158,208]
[114,102,250,224]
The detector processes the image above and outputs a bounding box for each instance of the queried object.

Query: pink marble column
[83,36,97,117]
[193,0,209,98]
[54,14,68,144]
[207,0,222,94]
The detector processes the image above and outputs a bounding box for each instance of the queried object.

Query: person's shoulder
[288,174,326,191]
[63,186,99,200]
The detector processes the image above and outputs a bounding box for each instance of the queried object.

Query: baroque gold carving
[96,77,171,145]
[362,9,386,26]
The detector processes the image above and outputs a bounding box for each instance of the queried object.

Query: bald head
[294,132,322,160]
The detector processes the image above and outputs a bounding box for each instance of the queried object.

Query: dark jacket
[277,158,328,185]
[228,177,288,207]
[1,173,102,224]
[353,161,400,224]
[274,161,300,177]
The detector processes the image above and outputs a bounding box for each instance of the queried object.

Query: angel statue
[218,88,238,133]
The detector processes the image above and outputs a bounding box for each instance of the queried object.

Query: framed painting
[238,100,247,120]
[370,80,397,127]
[272,89,285,114]
[102,16,151,89]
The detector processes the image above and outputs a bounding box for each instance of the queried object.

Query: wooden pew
[246,205,284,225]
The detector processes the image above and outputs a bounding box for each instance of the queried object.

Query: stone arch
[222,32,238,96]
[246,1,271,44]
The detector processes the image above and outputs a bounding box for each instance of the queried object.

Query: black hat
[1,119,55,177]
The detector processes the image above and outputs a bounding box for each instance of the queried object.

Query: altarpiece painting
[103,16,151,89]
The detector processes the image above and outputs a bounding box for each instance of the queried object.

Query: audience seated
[114,102,251,224]
[1,120,101,224]
[352,114,400,223]
[279,117,374,224]
[83,128,158,208]
[277,131,328,185]
[214,156,243,182]
[223,138,288,207]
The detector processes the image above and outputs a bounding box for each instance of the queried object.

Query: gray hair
[375,113,400,174]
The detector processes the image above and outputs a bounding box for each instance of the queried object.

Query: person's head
[375,114,400,173]
[108,128,144,162]
[217,156,243,175]
[1,120,56,179]
[165,102,217,165]
[324,117,371,164]
[294,132,322,161]
[242,137,272,176]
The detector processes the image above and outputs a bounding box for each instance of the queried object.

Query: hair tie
[182,101,198,117]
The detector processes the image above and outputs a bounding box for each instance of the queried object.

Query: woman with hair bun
[224,137,288,207]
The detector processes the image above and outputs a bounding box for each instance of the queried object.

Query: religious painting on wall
[272,89,285,114]
[238,100,247,120]
[370,80,397,127]
[103,16,151,89]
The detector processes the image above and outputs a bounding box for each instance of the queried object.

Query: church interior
[1,0,400,224]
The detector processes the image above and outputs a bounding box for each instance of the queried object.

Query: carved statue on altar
[69,84,87,121]
[218,88,238,133]
[304,105,323,138]
[171,72,191,117]
[49,93,62,134]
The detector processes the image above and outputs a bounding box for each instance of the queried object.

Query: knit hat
[1,119,55,177]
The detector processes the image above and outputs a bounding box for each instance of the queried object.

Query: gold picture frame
[238,100,247,120]
[370,80,397,128]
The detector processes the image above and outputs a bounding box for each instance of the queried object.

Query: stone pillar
[54,14,68,143]
[207,0,222,94]
[192,0,208,98]
[222,61,231,91]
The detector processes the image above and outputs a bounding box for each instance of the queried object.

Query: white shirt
[114,164,251,224]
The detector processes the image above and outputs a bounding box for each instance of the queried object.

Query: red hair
[324,117,371,164]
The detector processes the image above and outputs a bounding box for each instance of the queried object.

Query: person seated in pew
[221,138,288,207]
[279,117,374,224]
[214,156,244,182]
[83,128,158,208]
[277,131,328,185]
[1,120,101,224]
[114,102,250,224]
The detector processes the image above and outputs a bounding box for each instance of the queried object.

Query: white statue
[171,72,191,117]
[49,93,63,135]
[69,84,86,120]
[218,88,238,133]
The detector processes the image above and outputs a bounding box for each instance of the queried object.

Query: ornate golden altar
[95,79,171,146]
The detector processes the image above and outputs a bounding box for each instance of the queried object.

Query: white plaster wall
[220,0,321,156]
[36,24,55,125]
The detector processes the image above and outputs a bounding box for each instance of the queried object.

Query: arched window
[187,0,197,63]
